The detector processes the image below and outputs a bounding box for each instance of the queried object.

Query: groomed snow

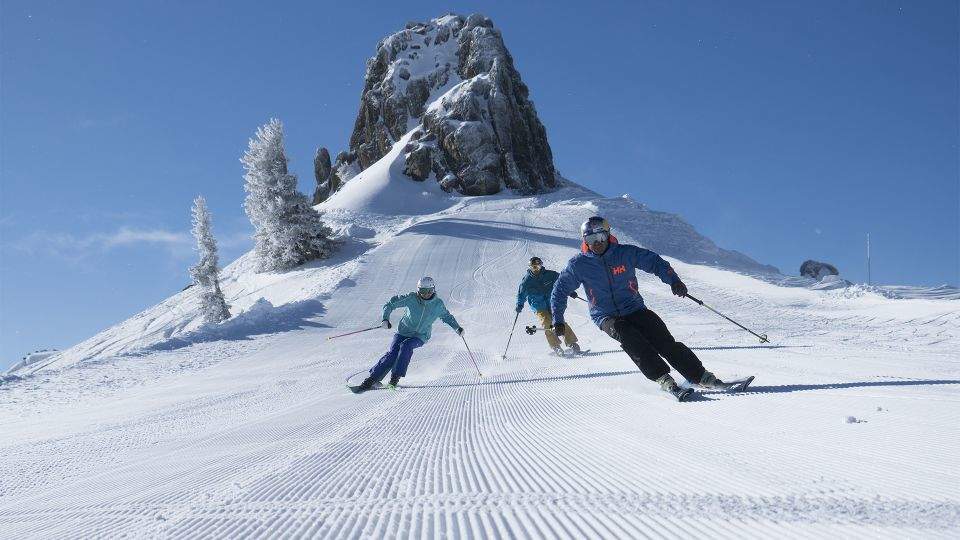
[2,144,958,538]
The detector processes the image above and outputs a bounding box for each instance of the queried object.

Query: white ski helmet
[580,216,611,238]
[417,276,436,295]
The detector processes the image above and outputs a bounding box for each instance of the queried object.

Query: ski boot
[697,371,725,389]
[568,343,582,355]
[387,375,401,389]
[657,374,694,402]
[349,377,379,394]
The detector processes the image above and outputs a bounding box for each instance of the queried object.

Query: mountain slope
[2,152,958,537]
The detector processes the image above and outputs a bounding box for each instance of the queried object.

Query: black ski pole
[685,294,769,343]
[461,334,483,377]
[327,324,382,340]
[502,312,520,359]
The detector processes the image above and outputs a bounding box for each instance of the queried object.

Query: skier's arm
[550,263,581,325]
[515,277,528,312]
[545,269,577,298]
[381,294,406,321]
[628,245,680,285]
[438,301,461,331]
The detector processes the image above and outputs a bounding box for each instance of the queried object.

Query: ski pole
[685,294,769,343]
[326,324,382,340]
[460,334,483,377]
[501,312,520,359]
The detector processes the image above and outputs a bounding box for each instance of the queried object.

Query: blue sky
[2,0,957,368]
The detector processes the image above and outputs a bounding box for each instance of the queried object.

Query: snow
[320,131,457,216]
[3,350,58,378]
[2,138,958,537]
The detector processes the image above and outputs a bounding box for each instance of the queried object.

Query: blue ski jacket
[382,292,460,343]
[516,268,560,313]
[550,237,681,327]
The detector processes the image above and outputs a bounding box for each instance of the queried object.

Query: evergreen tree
[242,118,335,271]
[190,196,230,324]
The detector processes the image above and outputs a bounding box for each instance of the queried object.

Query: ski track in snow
[2,199,959,539]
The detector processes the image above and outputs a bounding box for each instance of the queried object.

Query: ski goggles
[418,287,435,297]
[583,230,609,244]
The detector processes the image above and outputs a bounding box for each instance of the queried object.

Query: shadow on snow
[689,344,811,351]
[141,298,330,354]
[739,379,960,395]
[398,219,579,250]
[404,369,640,389]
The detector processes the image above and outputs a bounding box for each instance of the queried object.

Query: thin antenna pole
[867,233,871,286]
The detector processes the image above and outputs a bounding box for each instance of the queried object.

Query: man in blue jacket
[550,216,728,397]
[356,276,463,391]
[516,256,581,355]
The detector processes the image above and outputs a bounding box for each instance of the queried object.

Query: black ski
[347,382,383,394]
[711,376,755,393]
[669,386,696,402]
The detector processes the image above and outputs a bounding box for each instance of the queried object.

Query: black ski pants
[600,308,705,383]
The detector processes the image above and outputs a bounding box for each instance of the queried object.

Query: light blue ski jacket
[516,269,560,313]
[382,292,460,343]
[551,237,680,327]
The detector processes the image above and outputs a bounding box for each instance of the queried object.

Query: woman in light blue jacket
[355,276,463,392]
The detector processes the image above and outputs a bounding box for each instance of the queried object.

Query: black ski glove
[456,327,465,336]
[671,279,688,297]
[515,304,523,313]
[381,320,392,329]
[553,322,566,335]
[569,291,579,299]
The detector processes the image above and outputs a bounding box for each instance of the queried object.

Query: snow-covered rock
[800,259,839,280]
[311,147,333,204]
[334,13,557,196]
[5,349,59,376]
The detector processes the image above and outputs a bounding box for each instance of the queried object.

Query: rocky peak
[317,13,557,200]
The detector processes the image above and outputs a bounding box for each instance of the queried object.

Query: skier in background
[355,276,463,392]
[515,256,582,356]
[550,217,732,400]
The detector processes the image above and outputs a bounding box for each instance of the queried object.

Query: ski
[669,386,696,402]
[347,382,383,394]
[711,375,755,393]
[550,348,591,358]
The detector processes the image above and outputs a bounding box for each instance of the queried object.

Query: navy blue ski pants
[369,333,424,381]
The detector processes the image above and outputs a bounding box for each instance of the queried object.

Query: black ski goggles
[418,287,435,297]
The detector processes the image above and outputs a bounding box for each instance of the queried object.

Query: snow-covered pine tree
[242,118,335,272]
[190,196,231,324]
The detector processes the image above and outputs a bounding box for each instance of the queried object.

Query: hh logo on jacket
[611,265,627,275]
